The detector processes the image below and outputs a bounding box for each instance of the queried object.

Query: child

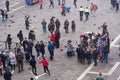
[39,57,50,76]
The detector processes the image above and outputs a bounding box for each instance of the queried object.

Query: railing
[0,41,18,54]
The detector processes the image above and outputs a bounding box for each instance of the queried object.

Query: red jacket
[50,34,56,42]
[91,4,98,10]
[39,0,43,4]
[61,4,65,11]
[39,59,48,67]
[0,61,3,68]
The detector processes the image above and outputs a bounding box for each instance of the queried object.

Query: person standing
[40,40,45,58]
[55,30,60,48]
[0,51,7,69]
[115,2,119,12]
[90,3,98,16]
[28,30,36,43]
[101,45,109,63]
[6,34,12,49]
[41,19,47,33]
[4,69,12,80]
[96,72,104,80]
[0,9,6,22]
[62,0,66,4]
[84,7,90,21]
[55,19,61,30]
[25,15,30,30]
[71,20,76,33]
[64,19,69,33]
[48,41,54,61]
[24,45,30,63]
[5,0,10,12]
[35,41,41,59]
[0,59,3,76]
[17,30,23,44]
[49,0,54,8]
[58,0,61,5]
[16,49,24,73]
[9,52,16,70]
[67,40,74,57]
[22,37,29,51]
[61,4,66,16]
[28,39,34,56]
[39,57,50,76]
[92,47,99,66]
[111,0,116,8]
[79,6,84,21]
[39,0,43,9]
[29,55,37,75]
[73,0,77,8]
[101,22,108,35]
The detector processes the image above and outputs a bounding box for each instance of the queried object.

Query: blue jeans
[2,15,5,22]
[93,57,97,66]
[102,54,108,62]
[43,26,46,33]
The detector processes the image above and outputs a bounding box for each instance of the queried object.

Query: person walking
[79,6,84,21]
[17,30,23,44]
[41,19,47,33]
[39,57,50,76]
[39,0,43,9]
[96,72,104,80]
[5,0,10,12]
[6,34,12,49]
[49,0,54,8]
[71,20,76,33]
[48,41,54,61]
[64,19,69,33]
[29,55,37,75]
[84,7,90,21]
[73,0,77,8]
[4,69,12,80]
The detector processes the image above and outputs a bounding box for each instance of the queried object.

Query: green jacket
[96,76,104,80]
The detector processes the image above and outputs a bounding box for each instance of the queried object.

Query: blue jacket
[48,43,54,51]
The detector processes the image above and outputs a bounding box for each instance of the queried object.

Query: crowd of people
[0,0,119,80]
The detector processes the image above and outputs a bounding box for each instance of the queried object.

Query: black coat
[40,44,45,54]
[4,71,12,80]
[29,58,36,68]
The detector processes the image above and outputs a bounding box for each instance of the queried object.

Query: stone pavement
[0,0,120,80]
